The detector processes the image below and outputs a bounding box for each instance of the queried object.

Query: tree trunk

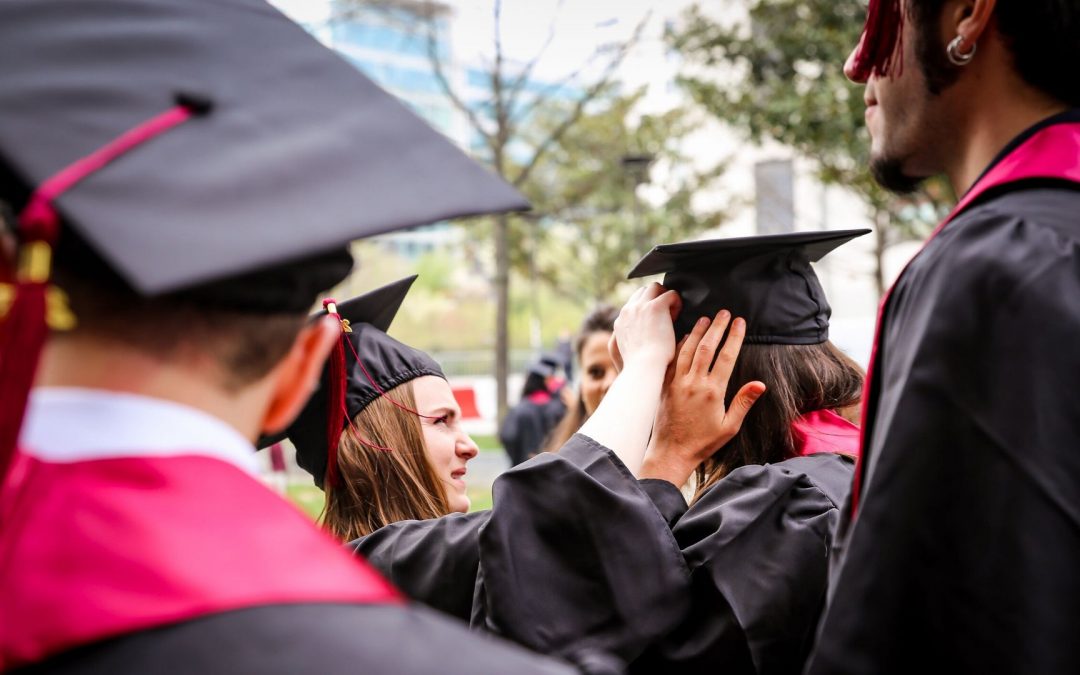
[494,212,510,426]
[873,209,888,300]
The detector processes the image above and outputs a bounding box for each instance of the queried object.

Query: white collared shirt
[19,387,260,475]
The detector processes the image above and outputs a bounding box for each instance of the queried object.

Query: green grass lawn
[471,433,503,453]
[286,482,493,521]
[286,483,325,520]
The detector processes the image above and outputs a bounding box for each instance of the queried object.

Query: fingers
[690,310,731,377]
[711,313,746,377]
[677,316,710,376]
[719,381,767,440]
[666,335,688,387]
[667,290,683,323]
[640,281,667,302]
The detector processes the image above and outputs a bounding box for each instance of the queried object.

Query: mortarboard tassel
[323,300,400,467]
[322,299,350,488]
[848,0,904,81]
[0,102,202,486]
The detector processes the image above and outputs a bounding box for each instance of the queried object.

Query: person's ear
[260,315,339,436]
[949,0,996,49]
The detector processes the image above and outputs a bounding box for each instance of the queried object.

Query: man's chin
[870,155,926,195]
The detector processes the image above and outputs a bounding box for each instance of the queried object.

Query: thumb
[722,381,767,434]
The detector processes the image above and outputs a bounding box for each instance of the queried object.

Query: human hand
[639,310,766,487]
[608,283,682,373]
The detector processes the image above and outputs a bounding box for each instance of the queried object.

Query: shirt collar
[19,387,260,475]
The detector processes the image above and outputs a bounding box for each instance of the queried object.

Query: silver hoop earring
[946,35,976,66]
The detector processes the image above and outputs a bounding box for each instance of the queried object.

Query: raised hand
[608,282,682,373]
[578,283,681,474]
[639,310,766,487]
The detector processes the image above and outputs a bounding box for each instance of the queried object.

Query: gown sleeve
[474,433,692,667]
[638,478,689,527]
[633,454,853,675]
[349,511,490,621]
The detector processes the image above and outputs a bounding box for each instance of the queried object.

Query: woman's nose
[458,434,479,459]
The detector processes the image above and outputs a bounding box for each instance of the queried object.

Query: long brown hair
[693,340,864,503]
[541,305,619,454]
[321,381,452,541]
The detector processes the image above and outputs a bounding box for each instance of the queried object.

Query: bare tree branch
[420,4,496,150]
[508,46,607,126]
[490,0,511,171]
[505,0,565,100]
[511,14,650,188]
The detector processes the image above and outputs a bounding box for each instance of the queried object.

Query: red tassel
[0,191,60,483]
[324,329,347,489]
[0,267,52,481]
[849,0,904,81]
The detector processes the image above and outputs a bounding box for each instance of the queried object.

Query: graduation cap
[628,229,870,344]
[520,361,555,383]
[0,0,527,477]
[264,276,446,490]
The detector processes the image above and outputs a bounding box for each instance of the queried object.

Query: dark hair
[693,340,864,502]
[520,371,550,398]
[46,225,348,392]
[541,305,619,454]
[910,0,1080,106]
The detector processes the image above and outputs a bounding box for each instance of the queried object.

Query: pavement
[469,451,510,487]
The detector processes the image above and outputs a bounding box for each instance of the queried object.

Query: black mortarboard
[628,229,870,344]
[271,276,446,489]
[0,0,527,297]
[527,360,557,379]
[0,0,527,476]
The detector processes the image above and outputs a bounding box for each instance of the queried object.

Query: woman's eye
[434,415,449,425]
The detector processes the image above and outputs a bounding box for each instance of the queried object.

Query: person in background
[265,277,480,541]
[499,360,561,465]
[266,442,288,495]
[599,229,867,674]
[542,305,619,454]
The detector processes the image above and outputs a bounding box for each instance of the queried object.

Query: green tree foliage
[668,0,950,295]
[514,88,729,303]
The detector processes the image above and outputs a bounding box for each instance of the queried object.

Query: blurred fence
[429,349,540,377]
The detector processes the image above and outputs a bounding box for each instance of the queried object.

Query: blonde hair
[321,381,452,541]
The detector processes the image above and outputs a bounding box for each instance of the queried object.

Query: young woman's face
[411,375,479,513]
[579,331,616,416]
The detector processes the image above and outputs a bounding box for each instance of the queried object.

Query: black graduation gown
[632,454,853,675]
[352,510,490,620]
[807,112,1080,674]
[499,398,557,465]
[354,434,691,669]
[13,603,575,675]
[354,435,852,673]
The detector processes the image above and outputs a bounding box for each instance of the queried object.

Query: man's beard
[870,154,925,195]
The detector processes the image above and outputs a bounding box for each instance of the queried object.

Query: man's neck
[944,54,1067,195]
[37,336,269,443]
